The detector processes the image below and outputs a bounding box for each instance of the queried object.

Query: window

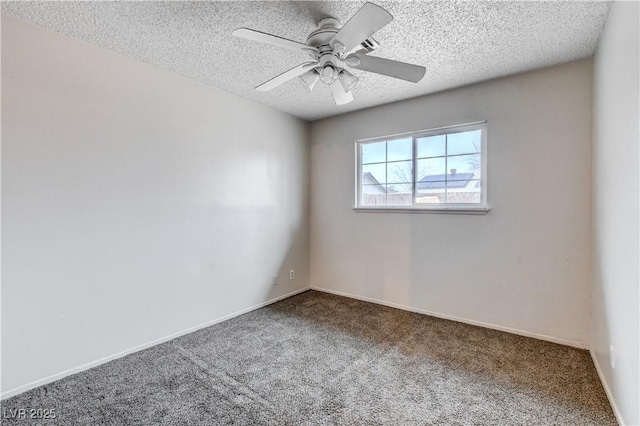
[355,121,488,213]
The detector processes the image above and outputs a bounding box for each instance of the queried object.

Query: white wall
[310,59,593,348]
[591,1,640,424]
[1,16,310,396]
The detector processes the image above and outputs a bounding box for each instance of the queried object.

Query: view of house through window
[356,122,487,210]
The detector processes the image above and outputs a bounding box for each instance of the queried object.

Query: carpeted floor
[2,290,615,425]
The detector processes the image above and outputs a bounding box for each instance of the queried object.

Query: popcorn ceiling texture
[2,1,610,121]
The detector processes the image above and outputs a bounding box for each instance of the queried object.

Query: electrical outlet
[272,275,277,286]
[289,269,295,280]
[610,345,616,369]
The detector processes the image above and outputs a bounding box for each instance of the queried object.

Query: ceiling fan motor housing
[306,17,340,48]
[305,17,343,84]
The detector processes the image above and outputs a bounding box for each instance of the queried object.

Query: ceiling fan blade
[233,28,317,54]
[349,53,426,83]
[256,62,318,92]
[330,3,393,54]
[330,81,354,105]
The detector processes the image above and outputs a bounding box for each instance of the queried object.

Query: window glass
[387,160,412,184]
[387,138,412,162]
[357,123,487,211]
[447,154,481,179]
[362,141,386,164]
[447,130,481,156]
[417,135,445,158]
[362,163,386,184]
[417,157,446,179]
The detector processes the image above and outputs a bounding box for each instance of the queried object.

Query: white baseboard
[590,349,625,425]
[1,286,310,400]
[311,286,589,349]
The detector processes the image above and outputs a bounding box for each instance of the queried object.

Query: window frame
[354,121,489,214]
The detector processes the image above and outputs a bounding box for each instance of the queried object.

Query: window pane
[446,180,481,203]
[361,186,386,206]
[447,130,481,155]
[447,154,481,179]
[387,183,412,193]
[361,195,386,206]
[416,184,445,204]
[361,184,387,195]
[416,157,445,182]
[362,141,386,164]
[387,183,412,206]
[416,180,446,193]
[417,135,445,158]
[387,138,412,162]
[362,163,386,184]
[387,160,412,184]
[356,124,485,210]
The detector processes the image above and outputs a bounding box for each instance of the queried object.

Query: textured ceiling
[2,1,610,121]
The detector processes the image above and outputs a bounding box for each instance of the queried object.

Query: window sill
[353,206,490,215]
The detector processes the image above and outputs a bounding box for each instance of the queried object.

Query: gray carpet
[2,290,615,425]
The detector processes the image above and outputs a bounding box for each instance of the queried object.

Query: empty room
[1,1,638,425]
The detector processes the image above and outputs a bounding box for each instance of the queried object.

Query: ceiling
[2,1,610,121]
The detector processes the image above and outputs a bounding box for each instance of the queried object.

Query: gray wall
[310,59,593,348]
[1,16,310,396]
[591,1,640,424]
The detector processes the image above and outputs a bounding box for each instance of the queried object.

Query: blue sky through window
[361,129,482,187]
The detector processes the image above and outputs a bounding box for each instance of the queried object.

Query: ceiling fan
[232,2,426,106]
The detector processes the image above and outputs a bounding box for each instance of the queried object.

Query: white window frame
[354,121,489,214]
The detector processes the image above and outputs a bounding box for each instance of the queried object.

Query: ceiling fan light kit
[299,69,320,92]
[319,63,339,85]
[232,2,426,106]
[338,69,359,92]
